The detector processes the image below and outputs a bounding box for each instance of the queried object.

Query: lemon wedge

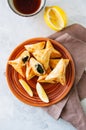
[19,79,33,97]
[44,6,67,31]
[36,83,49,103]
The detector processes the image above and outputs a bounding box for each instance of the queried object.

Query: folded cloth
[77,71,86,100]
[48,24,86,42]
[43,24,86,130]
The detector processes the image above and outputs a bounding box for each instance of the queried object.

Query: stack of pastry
[8,40,69,103]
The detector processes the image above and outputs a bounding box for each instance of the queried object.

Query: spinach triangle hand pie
[8,51,30,77]
[29,57,45,76]
[46,40,62,58]
[45,58,69,86]
[24,41,45,53]
[19,50,30,64]
[8,59,25,77]
[32,48,52,70]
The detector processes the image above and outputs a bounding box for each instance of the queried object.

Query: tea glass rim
[7,0,46,17]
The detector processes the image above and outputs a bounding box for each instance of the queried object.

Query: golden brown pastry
[45,58,69,86]
[46,40,62,58]
[8,59,25,77]
[37,74,55,83]
[26,62,35,80]
[24,41,45,53]
[19,50,30,65]
[49,59,60,69]
[33,48,52,70]
[8,51,30,77]
[29,58,45,76]
[32,49,44,61]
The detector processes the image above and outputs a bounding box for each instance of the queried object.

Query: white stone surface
[0,0,86,130]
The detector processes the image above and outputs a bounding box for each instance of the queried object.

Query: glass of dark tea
[8,0,46,17]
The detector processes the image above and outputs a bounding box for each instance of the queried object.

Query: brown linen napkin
[61,86,86,130]
[77,71,86,100]
[48,23,86,42]
[43,24,86,130]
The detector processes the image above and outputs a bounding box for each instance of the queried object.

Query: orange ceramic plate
[6,37,75,107]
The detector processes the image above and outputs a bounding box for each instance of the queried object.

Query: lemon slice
[19,79,33,97]
[36,83,49,103]
[44,6,67,31]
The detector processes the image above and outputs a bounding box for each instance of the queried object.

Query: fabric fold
[48,24,86,42]
[77,71,86,100]
[61,87,86,130]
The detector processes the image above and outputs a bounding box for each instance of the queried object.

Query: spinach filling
[22,56,29,63]
[35,64,44,74]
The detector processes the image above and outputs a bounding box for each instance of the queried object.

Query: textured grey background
[0,0,86,130]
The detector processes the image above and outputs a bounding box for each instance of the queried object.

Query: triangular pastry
[29,58,45,76]
[8,51,30,77]
[24,41,45,53]
[19,50,30,65]
[32,49,44,61]
[9,50,30,65]
[45,58,69,86]
[33,48,52,70]
[46,40,61,58]
[8,58,25,77]
[26,62,35,80]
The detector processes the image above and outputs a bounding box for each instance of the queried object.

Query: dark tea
[13,0,41,14]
